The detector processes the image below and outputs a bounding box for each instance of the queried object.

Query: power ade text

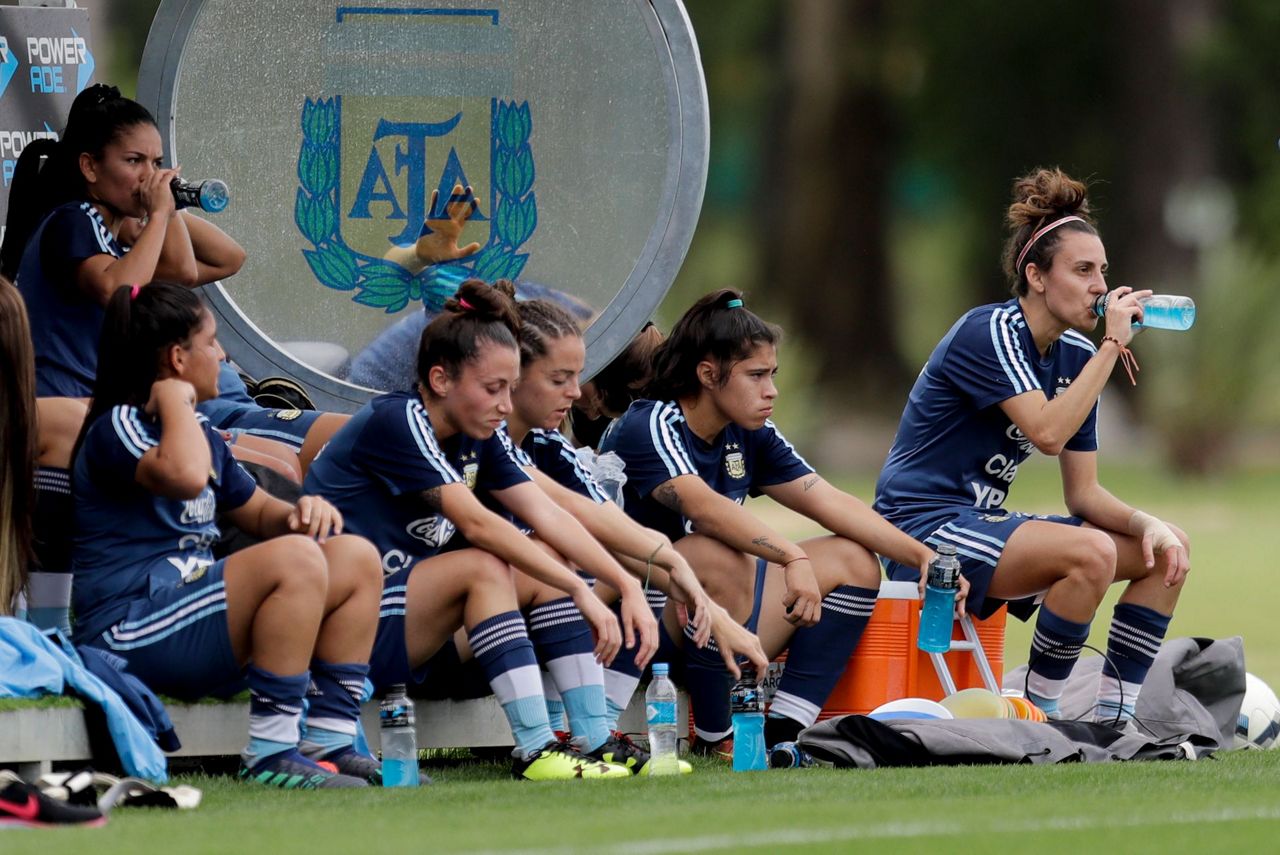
[26,36,88,94]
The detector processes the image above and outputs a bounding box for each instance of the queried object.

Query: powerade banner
[0,5,94,231]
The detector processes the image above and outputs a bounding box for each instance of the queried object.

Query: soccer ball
[1233,673,1280,750]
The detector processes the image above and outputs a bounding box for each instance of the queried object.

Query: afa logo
[295,95,537,314]
[723,444,746,480]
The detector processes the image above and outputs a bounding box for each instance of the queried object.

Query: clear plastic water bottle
[1093,293,1195,331]
[379,684,419,787]
[918,545,961,653]
[645,663,680,775]
[730,669,766,772]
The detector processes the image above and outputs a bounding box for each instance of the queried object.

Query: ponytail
[74,283,205,463]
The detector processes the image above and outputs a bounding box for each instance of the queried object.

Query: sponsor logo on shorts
[271,409,303,421]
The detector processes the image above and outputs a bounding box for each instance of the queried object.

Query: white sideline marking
[465,805,1280,855]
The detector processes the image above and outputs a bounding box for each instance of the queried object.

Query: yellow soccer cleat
[512,741,632,781]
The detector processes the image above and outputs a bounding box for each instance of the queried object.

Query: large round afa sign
[139,0,707,411]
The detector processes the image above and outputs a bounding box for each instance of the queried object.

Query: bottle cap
[652,662,669,676]
[936,544,957,557]
[1093,293,1108,318]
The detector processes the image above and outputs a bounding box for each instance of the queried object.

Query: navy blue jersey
[516,428,606,503]
[874,299,1099,526]
[301,391,530,574]
[600,399,813,541]
[72,406,257,642]
[17,202,125,397]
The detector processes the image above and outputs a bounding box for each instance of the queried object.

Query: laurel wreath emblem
[295,97,537,313]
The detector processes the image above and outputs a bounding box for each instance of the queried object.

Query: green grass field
[6,461,1277,852]
[6,751,1280,854]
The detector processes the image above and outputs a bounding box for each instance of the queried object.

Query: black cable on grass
[1023,641,1127,727]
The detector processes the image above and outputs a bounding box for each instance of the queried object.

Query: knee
[699,554,756,619]
[274,534,329,597]
[323,534,384,592]
[1169,523,1191,558]
[467,551,514,593]
[1068,532,1116,597]
[824,538,881,590]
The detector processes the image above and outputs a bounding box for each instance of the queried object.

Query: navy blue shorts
[92,559,243,700]
[369,566,489,699]
[884,508,1084,620]
[221,407,321,450]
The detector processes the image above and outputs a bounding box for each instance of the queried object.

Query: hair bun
[1006,167,1092,230]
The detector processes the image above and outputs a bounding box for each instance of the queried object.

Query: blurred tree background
[94,0,1280,474]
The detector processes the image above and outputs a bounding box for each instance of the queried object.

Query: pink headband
[457,298,474,311]
[129,284,141,300]
[1015,215,1086,274]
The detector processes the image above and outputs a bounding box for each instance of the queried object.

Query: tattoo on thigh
[653,483,682,513]
[419,486,444,512]
[751,536,787,559]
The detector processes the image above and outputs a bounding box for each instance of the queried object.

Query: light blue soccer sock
[528,598,610,752]
[243,664,310,768]
[468,611,556,759]
[1026,604,1092,718]
[769,584,877,744]
[299,660,369,759]
[1094,603,1171,723]
[541,669,567,733]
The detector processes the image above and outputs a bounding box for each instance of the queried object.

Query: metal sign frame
[138,0,707,412]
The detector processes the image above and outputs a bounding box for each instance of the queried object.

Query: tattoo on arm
[419,486,444,513]
[802,475,821,492]
[653,483,683,514]
[750,536,787,559]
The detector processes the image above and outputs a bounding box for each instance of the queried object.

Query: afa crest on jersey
[724,450,746,480]
[295,8,537,316]
[463,462,479,491]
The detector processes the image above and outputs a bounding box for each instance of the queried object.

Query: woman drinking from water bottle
[873,166,1191,725]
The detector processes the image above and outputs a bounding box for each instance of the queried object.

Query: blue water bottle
[918,545,961,654]
[730,669,766,772]
[378,684,419,787]
[1093,293,1195,331]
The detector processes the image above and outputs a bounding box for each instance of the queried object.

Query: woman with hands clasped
[601,290,949,765]
[874,167,1190,725]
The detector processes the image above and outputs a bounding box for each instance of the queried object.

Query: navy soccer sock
[768,584,877,742]
[527,597,609,752]
[683,620,734,743]
[243,664,310,768]
[300,660,369,758]
[1095,602,1171,723]
[1026,604,1091,716]
[468,611,555,759]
